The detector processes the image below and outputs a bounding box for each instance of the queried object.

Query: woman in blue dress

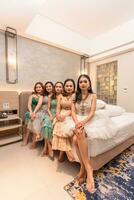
[41,82,63,159]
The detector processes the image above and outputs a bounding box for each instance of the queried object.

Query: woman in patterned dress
[41,82,63,159]
[22,82,44,147]
[52,79,76,162]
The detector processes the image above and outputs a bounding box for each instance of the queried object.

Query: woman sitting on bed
[52,78,76,162]
[71,74,96,193]
[22,82,44,147]
[41,81,63,159]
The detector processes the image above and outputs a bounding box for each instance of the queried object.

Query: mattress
[72,113,134,160]
[89,113,134,157]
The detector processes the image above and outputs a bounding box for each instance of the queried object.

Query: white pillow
[104,104,125,117]
[96,99,106,110]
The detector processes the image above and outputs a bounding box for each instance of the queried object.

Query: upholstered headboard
[19,91,31,123]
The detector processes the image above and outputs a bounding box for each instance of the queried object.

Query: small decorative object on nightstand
[0,91,22,146]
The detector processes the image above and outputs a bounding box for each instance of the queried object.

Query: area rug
[64,147,134,200]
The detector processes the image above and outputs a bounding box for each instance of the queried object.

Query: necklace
[80,93,89,115]
[66,95,72,100]
[82,93,89,101]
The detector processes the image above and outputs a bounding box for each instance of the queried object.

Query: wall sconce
[5,27,18,84]
[80,54,89,75]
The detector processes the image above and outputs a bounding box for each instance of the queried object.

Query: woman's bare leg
[73,135,86,183]
[65,138,75,162]
[58,151,66,162]
[40,139,48,156]
[30,133,36,149]
[22,128,30,146]
[76,129,95,193]
[48,141,54,160]
[36,132,41,141]
[66,150,75,162]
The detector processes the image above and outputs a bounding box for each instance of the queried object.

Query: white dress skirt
[60,93,118,140]
[61,110,118,140]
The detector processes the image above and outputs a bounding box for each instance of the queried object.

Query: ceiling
[39,0,134,39]
[0,0,134,53]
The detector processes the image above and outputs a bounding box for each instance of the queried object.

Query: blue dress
[41,98,57,139]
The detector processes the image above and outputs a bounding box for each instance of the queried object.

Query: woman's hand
[75,126,84,138]
[56,114,66,122]
[56,114,61,121]
[60,115,65,122]
[50,115,54,122]
[30,112,36,121]
[75,121,85,129]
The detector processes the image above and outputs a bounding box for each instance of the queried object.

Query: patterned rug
[64,147,134,200]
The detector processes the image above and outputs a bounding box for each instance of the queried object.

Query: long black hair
[75,74,93,102]
[63,78,76,96]
[51,81,64,99]
[44,81,54,96]
[55,81,64,91]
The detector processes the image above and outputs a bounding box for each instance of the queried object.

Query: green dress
[25,97,38,125]
[25,96,48,133]
[41,98,57,139]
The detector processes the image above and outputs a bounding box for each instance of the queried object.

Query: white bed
[19,93,134,170]
[89,113,134,157]
[72,103,134,170]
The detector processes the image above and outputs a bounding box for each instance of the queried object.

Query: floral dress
[52,95,74,152]
[26,96,48,134]
[41,98,57,139]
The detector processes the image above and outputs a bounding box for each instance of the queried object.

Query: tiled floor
[0,142,80,200]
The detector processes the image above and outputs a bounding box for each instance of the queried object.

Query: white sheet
[72,113,134,160]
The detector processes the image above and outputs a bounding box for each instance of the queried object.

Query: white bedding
[89,113,134,157]
[73,113,134,160]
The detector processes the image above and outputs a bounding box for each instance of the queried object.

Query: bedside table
[0,115,22,146]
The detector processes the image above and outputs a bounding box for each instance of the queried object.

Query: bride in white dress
[71,74,117,193]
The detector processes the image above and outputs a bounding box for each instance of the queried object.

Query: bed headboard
[19,91,31,123]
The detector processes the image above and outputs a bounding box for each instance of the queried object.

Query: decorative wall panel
[97,61,117,104]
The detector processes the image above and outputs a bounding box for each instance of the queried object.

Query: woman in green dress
[22,82,44,147]
[41,82,63,159]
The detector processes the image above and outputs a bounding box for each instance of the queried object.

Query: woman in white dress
[71,74,96,193]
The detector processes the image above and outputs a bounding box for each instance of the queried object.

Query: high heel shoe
[48,149,54,161]
[40,150,48,157]
[35,134,43,142]
[75,175,86,185]
[48,152,54,161]
[21,141,28,146]
[86,178,96,193]
[66,151,75,162]
[86,167,96,193]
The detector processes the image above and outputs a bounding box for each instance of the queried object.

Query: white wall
[89,50,134,112]
[0,32,80,92]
